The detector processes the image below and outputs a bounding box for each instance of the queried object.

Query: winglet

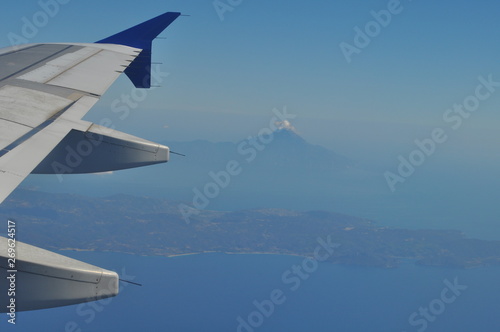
[96,12,181,88]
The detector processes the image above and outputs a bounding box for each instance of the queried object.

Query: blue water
[1,251,499,331]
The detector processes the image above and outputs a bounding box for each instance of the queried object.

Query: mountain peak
[272,120,306,145]
[274,120,298,134]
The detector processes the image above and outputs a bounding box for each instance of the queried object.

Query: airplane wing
[0,11,181,204]
[0,12,181,313]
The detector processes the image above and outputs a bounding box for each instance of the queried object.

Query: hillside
[2,190,500,268]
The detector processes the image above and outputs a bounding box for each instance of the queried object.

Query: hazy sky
[2,1,500,164]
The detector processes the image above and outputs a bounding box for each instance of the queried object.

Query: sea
[1,251,499,332]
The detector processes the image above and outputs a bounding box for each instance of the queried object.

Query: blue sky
[2,0,500,163]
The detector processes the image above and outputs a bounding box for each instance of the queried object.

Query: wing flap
[0,121,31,151]
[0,44,72,81]
[0,96,98,203]
[0,85,72,128]
[45,48,136,95]
[17,47,101,83]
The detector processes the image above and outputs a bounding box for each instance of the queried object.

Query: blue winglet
[96,12,181,88]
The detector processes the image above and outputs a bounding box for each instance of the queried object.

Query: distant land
[2,190,500,269]
[37,123,383,213]
[21,120,499,242]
